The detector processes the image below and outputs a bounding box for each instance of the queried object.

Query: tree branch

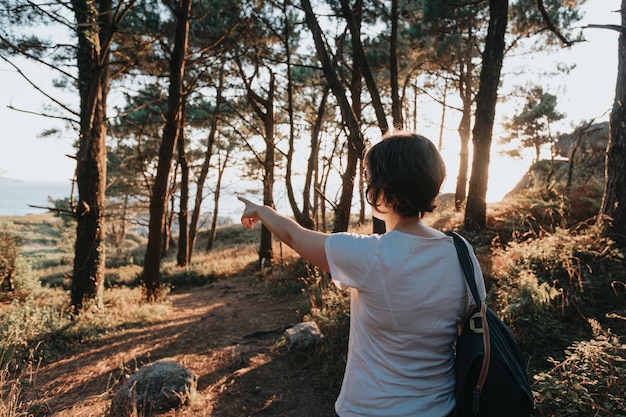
[0,55,79,117]
[28,204,76,217]
[6,103,79,127]
[585,24,625,33]
[535,0,574,47]
[0,33,77,82]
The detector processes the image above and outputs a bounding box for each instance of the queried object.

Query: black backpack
[446,231,534,417]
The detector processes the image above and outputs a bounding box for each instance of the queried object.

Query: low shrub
[301,266,350,392]
[489,227,626,372]
[0,231,21,292]
[533,333,626,417]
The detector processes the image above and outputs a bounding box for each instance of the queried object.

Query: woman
[239,131,486,417]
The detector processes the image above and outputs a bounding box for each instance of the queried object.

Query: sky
[0,0,620,203]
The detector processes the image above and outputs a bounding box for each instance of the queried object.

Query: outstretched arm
[238,196,329,271]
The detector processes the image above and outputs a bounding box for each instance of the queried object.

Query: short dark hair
[365,132,446,218]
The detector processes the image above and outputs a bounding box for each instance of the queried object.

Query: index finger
[237,196,251,205]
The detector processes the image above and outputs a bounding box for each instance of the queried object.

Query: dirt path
[28,276,337,416]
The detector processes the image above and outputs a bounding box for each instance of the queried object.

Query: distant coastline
[0,176,24,183]
[0,179,72,216]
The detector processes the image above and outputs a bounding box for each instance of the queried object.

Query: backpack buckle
[469,312,484,334]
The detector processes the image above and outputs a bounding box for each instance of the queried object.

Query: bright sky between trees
[0,0,619,204]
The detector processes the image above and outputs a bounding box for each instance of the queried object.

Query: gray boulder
[283,321,324,350]
[110,359,197,417]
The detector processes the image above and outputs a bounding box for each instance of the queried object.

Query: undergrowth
[2,176,626,416]
[532,332,626,417]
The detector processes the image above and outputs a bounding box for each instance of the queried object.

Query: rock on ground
[109,359,197,417]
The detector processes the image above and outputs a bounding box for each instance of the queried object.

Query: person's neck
[384,214,442,238]
[385,214,418,232]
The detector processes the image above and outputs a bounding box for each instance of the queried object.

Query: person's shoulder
[326,232,383,254]
[328,231,382,243]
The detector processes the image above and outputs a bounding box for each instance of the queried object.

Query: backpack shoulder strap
[446,231,491,414]
[445,231,482,308]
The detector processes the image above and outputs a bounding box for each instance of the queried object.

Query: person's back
[327,229,481,416]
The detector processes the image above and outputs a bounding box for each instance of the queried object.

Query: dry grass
[2,186,624,416]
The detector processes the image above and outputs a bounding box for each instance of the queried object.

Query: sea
[0,180,74,216]
[0,178,245,222]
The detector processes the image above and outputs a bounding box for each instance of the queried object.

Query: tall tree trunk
[70,0,112,314]
[339,0,389,134]
[341,0,387,234]
[438,81,447,151]
[176,119,189,267]
[301,0,364,232]
[349,0,363,230]
[358,159,365,225]
[111,194,128,259]
[189,67,223,260]
[455,73,472,211]
[283,2,314,230]
[142,0,191,301]
[244,71,276,267]
[390,0,403,129]
[163,187,176,256]
[463,0,508,231]
[306,86,329,229]
[260,145,275,267]
[597,0,626,246]
[205,152,229,252]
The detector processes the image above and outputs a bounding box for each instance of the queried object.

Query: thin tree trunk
[206,152,229,252]
[301,0,364,232]
[358,159,365,225]
[70,0,112,314]
[342,0,388,233]
[455,84,472,211]
[283,3,314,229]
[349,0,363,231]
[438,81,447,151]
[339,0,389,134]
[163,186,176,256]
[598,0,626,246]
[113,194,128,259]
[142,0,191,301]
[306,86,329,229]
[176,119,189,267]
[243,70,276,267]
[390,0,403,129]
[189,68,223,260]
[463,0,508,231]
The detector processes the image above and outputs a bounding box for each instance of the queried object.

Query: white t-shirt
[325,230,487,417]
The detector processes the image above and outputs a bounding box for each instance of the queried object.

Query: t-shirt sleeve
[325,233,378,290]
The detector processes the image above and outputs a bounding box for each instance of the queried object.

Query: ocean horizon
[0,179,74,216]
[0,178,243,221]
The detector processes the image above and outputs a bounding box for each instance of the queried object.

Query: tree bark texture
[176,120,189,267]
[463,0,508,231]
[301,0,364,232]
[189,68,223,259]
[310,86,329,230]
[206,152,228,252]
[341,0,387,234]
[339,0,389,134]
[283,5,315,230]
[390,0,403,129]
[143,0,191,302]
[455,84,472,211]
[246,71,276,267]
[70,0,112,314]
[598,0,626,246]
